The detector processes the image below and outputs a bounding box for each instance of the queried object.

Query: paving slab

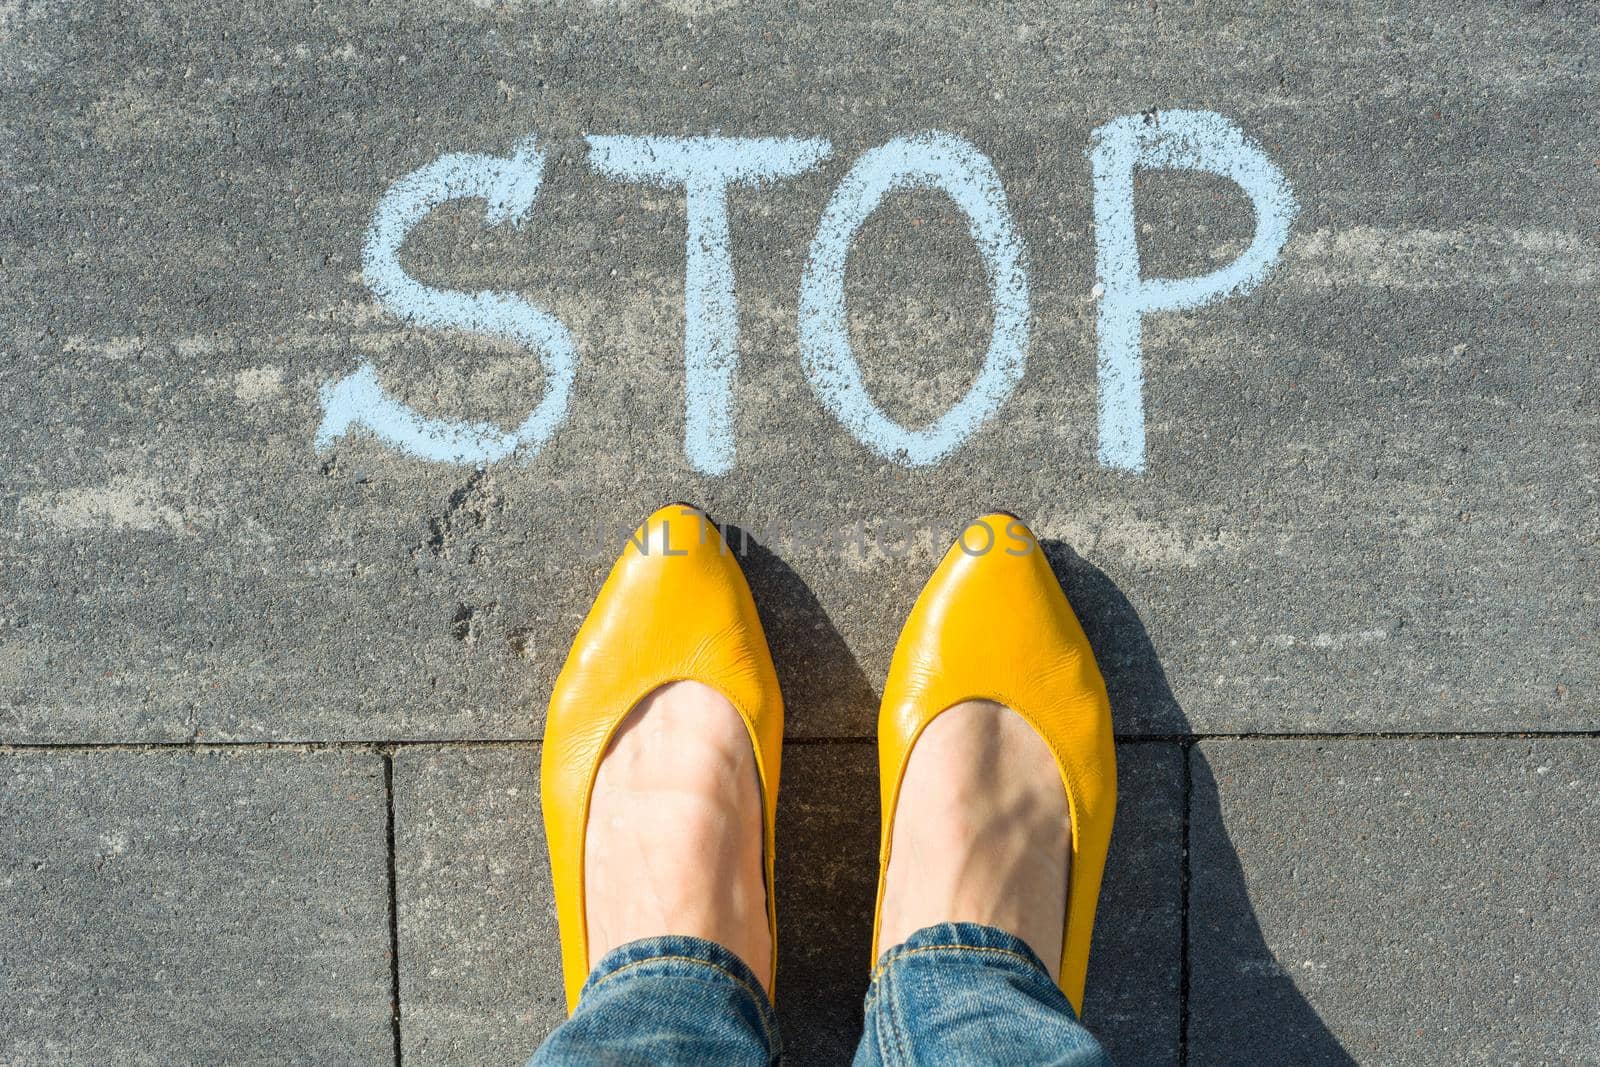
[1188,738,1600,1066]
[391,745,563,1065]
[0,747,393,1065]
[776,740,1178,1066]
[391,740,1182,1065]
[2,1,1595,742]
[1082,742,1185,1067]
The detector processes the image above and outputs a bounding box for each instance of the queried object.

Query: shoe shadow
[730,523,1355,1066]
[726,527,877,739]
[727,528,881,1061]
[1045,540,1356,1067]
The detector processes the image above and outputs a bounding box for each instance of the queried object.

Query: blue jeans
[529,922,1113,1066]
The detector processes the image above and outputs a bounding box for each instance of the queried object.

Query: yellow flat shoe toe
[540,503,784,1012]
[872,512,1116,1016]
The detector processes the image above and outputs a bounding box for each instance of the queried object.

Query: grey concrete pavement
[391,745,562,1065]
[2,0,1596,1062]
[2,0,1594,741]
[1189,738,1600,1065]
[0,747,394,1064]
[1082,742,1185,1066]
[389,741,1184,1066]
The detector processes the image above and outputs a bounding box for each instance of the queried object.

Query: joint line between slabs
[383,751,404,1067]
[3,730,1599,753]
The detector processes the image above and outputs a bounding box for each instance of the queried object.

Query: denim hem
[578,934,780,1052]
[868,922,1072,1016]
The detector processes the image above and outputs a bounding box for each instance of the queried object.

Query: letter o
[797,132,1030,465]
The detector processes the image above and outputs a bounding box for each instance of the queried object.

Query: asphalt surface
[1,0,1595,1062]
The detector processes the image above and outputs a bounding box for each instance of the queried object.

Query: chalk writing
[318,138,575,464]
[797,132,1029,466]
[587,136,832,474]
[317,113,1297,474]
[1089,110,1298,471]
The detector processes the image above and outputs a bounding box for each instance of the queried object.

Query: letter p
[1090,110,1297,472]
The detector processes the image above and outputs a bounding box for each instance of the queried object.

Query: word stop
[316,110,1297,474]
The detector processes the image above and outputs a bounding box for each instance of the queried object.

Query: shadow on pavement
[730,529,878,738]
[727,527,881,1061]
[730,524,1354,1065]
[1047,540,1356,1067]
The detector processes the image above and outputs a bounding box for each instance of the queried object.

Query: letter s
[316,138,576,464]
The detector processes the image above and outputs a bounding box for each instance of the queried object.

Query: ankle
[582,681,771,986]
[878,700,1071,979]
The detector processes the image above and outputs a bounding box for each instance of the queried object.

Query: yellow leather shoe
[540,503,784,1013]
[872,512,1116,1017]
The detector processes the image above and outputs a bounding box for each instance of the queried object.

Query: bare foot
[583,680,771,987]
[878,699,1072,979]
